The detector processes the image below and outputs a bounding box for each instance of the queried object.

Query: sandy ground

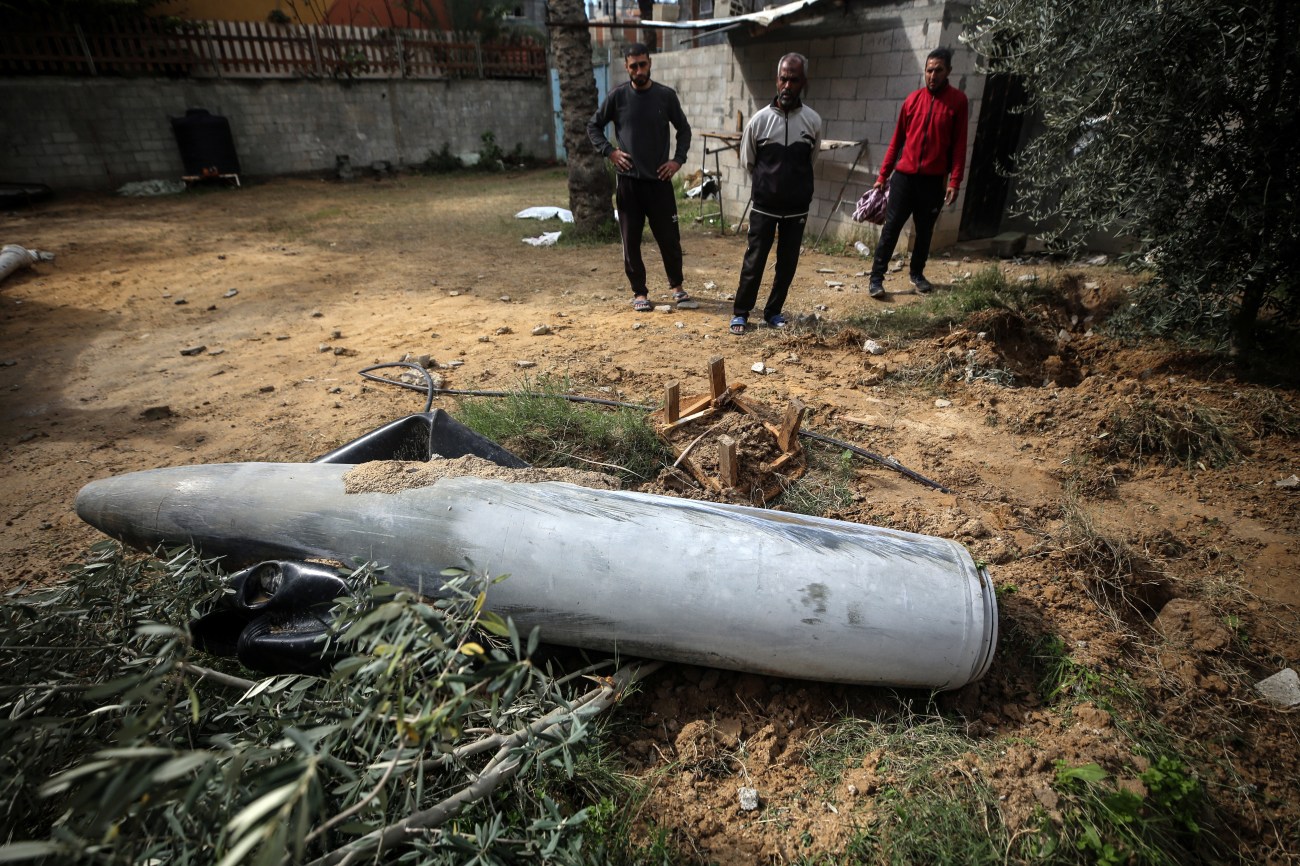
[2,169,1297,862]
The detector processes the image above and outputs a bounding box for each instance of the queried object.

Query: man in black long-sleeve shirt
[587,43,693,312]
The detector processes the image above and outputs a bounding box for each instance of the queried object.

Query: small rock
[140,405,173,421]
[217,254,226,260]
[0,360,15,367]
[738,787,760,811]
[499,295,511,302]
[516,360,537,368]
[223,288,238,298]
[1084,281,1099,290]
[275,335,290,341]
[402,353,434,369]
[206,304,217,311]
[1255,669,1300,708]
[655,304,673,312]
[814,304,828,311]
[448,290,461,297]
[825,280,845,288]
[676,299,700,309]
[207,348,225,356]
[477,335,491,343]
[180,345,206,356]
[310,309,323,317]
[318,343,331,353]
[632,322,644,330]
[331,329,342,339]
[751,362,768,374]
[675,321,685,329]
[531,324,552,336]
[259,385,275,393]
[703,280,718,290]
[446,359,464,367]
[935,398,952,408]
[863,339,884,355]
[495,326,512,335]
[816,267,835,273]
[1274,475,1299,490]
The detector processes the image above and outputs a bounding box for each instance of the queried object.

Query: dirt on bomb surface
[2,170,1298,862]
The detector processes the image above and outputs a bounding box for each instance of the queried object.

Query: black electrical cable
[358,363,653,412]
[356,363,951,493]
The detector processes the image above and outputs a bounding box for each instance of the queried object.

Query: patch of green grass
[1047,756,1206,866]
[1035,634,1105,704]
[1094,397,1240,469]
[777,444,857,516]
[452,378,672,486]
[802,714,1008,865]
[846,265,1052,340]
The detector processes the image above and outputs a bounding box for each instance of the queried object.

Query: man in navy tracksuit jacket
[731,53,822,333]
[869,46,969,297]
[587,43,693,311]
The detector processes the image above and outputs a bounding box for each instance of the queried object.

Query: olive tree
[965,0,1298,354]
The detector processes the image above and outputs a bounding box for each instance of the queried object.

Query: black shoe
[910,274,933,294]
[868,277,885,298]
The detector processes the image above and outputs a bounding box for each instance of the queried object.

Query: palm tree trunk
[548,0,613,236]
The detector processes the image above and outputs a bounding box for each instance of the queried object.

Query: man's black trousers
[616,175,684,296]
[734,210,807,322]
[870,172,945,282]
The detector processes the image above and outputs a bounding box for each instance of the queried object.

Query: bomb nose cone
[75,465,236,553]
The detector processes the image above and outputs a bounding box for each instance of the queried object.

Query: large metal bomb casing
[75,462,997,689]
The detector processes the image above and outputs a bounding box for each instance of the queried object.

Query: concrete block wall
[0,77,552,190]
[652,0,983,251]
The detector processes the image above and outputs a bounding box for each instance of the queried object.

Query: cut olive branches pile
[0,541,655,864]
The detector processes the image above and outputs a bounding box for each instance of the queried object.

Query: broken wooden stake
[718,435,738,488]
[708,356,727,399]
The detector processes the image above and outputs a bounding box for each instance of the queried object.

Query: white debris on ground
[1255,668,1300,708]
[737,787,760,811]
[514,206,573,223]
[521,232,561,247]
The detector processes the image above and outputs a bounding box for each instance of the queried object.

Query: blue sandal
[766,314,788,329]
[730,316,747,335]
[632,296,652,312]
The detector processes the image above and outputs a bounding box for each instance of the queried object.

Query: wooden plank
[664,383,680,424]
[708,356,727,399]
[678,394,713,418]
[718,435,738,488]
[777,398,806,452]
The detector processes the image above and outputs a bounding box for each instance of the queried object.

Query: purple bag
[852,184,888,224]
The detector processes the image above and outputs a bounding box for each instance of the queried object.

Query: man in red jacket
[868,47,968,298]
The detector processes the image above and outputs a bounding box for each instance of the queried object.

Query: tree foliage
[965,0,1299,352]
[0,543,650,864]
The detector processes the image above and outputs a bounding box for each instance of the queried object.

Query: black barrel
[170,108,241,176]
